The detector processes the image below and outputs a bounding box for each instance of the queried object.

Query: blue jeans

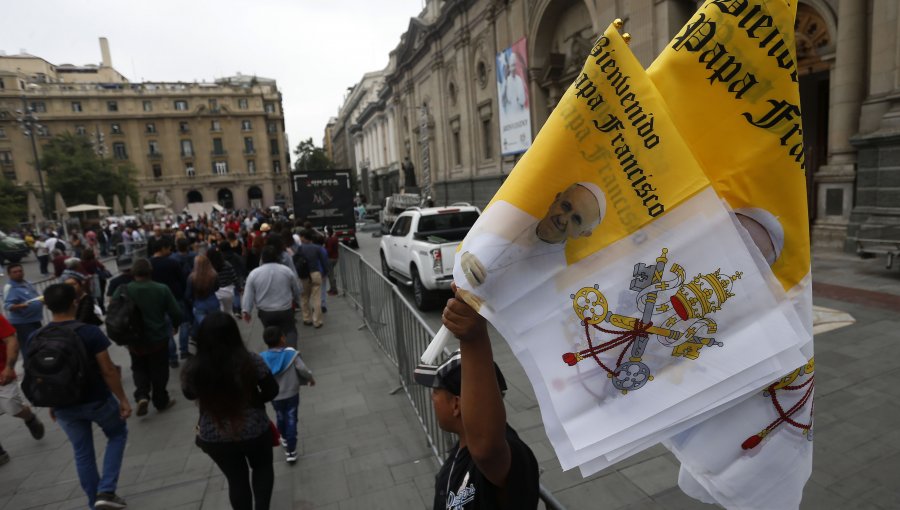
[193,294,221,332]
[55,396,128,509]
[232,287,242,313]
[272,395,299,452]
[168,301,191,362]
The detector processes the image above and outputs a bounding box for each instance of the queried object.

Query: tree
[39,133,138,209]
[293,138,333,172]
[0,176,26,229]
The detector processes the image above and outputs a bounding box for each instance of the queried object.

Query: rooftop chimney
[99,37,112,68]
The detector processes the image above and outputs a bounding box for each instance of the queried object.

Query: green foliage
[39,133,138,209]
[0,176,26,229]
[293,137,333,172]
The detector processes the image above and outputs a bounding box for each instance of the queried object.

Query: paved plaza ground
[1,247,898,509]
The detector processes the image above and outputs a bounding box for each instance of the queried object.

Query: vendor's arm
[1,327,18,385]
[442,284,511,489]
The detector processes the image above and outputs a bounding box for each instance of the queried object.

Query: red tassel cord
[562,321,654,378]
[742,375,814,450]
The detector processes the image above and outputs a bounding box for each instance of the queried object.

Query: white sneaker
[286,450,298,463]
[280,437,287,449]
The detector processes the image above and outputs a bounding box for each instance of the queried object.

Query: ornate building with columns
[0,38,292,213]
[332,0,895,250]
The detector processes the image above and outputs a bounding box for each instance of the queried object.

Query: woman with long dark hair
[182,312,278,509]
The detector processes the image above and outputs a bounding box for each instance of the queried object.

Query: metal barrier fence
[337,245,566,510]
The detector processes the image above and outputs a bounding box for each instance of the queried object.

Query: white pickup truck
[379,204,481,310]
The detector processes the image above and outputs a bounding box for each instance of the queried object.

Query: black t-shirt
[433,425,539,510]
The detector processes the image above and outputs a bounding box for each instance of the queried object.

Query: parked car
[0,230,30,264]
[379,204,480,310]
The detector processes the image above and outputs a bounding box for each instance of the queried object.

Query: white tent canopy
[183,201,224,219]
[66,204,112,213]
[143,203,167,211]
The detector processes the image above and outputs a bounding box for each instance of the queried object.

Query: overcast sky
[1,0,424,151]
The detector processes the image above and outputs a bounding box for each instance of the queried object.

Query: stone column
[812,0,867,247]
[845,0,900,251]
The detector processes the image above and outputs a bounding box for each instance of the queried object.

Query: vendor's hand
[0,367,15,385]
[242,312,251,323]
[460,252,487,287]
[443,283,488,344]
[119,400,132,420]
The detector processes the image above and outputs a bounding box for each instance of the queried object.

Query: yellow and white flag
[448,18,808,480]
[647,1,814,507]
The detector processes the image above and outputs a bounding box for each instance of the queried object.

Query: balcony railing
[243,149,256,155]
[210,150,228,157]
[181,152,194,159]
[147,152,163,160]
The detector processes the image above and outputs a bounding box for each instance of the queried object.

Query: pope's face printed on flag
[535,184,603,244]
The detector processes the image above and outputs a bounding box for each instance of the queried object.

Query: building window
[145,122,156,134]
[264,102,276,114]
[181,139,194,157]
[112,142,128,160]
[174,100,188,111]
[247,160,256,174]
[148,141,160,156]
[0,151,12,164]
[244,137,255,154]
[208,98,218,110]
[111,123,122,135]
[30,101,46,113]
[0,78,4,90]
[179,121,190,133]
[152,164,162,179]
[212,138,225,155]
[241,120,252,131]
[269,138,279,156]
[143,100,153,112]
[272,160,281,174]
[452,130,461,166]
[482,118,492,159]
[267,122,277,134]
[186,165,195,178]
[211,120,221,132]
[238,98,249,109]
[107,101,118,112]
[37,125,50,137]
[75,125,86,136]
[71,101,83,112]
[213,161,228,175]
[0,127,5,138]
[448,82,457,106]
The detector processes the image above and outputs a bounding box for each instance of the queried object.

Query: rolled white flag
[420,325,453,364]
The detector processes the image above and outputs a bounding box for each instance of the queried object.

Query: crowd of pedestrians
[1,209,335,509]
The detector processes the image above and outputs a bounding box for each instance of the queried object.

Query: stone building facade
[0,39,291,214]
[331,0,900,250]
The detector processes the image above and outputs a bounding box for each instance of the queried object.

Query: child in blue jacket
[260,326,315,463]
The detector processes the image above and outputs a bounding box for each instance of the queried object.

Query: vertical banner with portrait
[497,38,533,155]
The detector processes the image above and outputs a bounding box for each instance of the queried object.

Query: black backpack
[55,240,66,253]
[106,283,145,346]
[293,250,311,279]
[22,322,89,408]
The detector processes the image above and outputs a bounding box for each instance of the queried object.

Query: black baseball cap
[414,350,507,396]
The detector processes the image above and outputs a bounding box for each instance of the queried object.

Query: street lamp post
[16,98,50,220]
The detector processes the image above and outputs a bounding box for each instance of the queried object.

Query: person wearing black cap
[415,284,539,509]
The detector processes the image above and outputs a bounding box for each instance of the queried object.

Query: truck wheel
[411,267,438,311]
[380,252,395,283]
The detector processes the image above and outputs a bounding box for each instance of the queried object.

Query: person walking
[0,314,45,464]
[181,312,278,510]
[34,235,51,275]
[2,263,44,355]
[150,237,188,367]
[28,284,131,509]
[324,227,339,296]
[185,255,220,332]
[241,246,301,348]
[295,230,328,329]
[260,326,315,464]
[112,258,182,417]
[415,284,539,509]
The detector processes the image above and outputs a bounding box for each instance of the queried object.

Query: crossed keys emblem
[562,248,740,394]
